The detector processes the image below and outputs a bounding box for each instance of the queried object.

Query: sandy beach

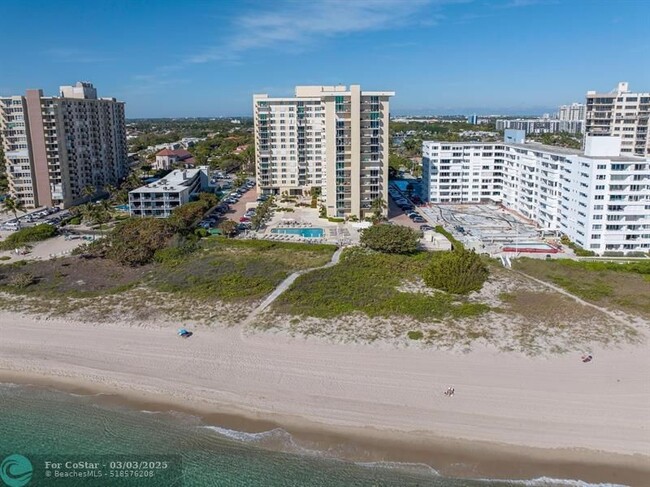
[1,310,648,485]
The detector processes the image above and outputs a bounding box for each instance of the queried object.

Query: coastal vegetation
[0,238,336,311]
[560,234,596,257]
[150,239,335,302]
[359,224,420,254]
[271,248,490,321]
[513,258,650,318]
[0,224,57,250]
[423,249,488,294]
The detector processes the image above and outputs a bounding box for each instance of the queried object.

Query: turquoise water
[114,204,129,211]
[0,384,617,487]
[271,228,324,238]
[392,179,420,192]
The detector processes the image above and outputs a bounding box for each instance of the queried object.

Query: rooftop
[129,168,204,194]
[508,142,582,156]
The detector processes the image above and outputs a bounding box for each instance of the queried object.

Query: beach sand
[0,311,648,485]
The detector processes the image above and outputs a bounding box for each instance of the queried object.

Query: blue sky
[2,0,649,118]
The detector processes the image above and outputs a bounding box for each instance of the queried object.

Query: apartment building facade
[128,167,209,218]
[421,135,650,255]
[496,118,584,134]
[585,81,649,157]
[253,85,394,219]
[0,82,127,208]
[558,102,586,122]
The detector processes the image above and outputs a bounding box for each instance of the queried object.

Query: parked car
[239,216,251,223]
[412,216,426,223]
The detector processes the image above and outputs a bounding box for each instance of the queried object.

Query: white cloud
[186,0,449,64]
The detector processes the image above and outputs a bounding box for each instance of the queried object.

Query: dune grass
[512,258,650,318]
[149,238,336,302]
[272,248,490,321]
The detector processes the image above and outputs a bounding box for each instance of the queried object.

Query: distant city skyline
[2,0,649,118]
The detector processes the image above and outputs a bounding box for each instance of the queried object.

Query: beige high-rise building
[0,82,127,208]
[253,85,394,219]
[585,82,649,156]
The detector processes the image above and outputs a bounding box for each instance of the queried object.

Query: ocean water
[0,384,622,487]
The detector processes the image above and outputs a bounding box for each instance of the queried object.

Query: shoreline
[2,371,648,486]
[1,311,649,485]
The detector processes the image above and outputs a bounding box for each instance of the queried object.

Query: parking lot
[197,178,258,234]
[388,182,434,232]
[0,206,70,232]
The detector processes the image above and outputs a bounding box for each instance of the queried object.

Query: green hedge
[0,224,57,250]
[560,235,596,257]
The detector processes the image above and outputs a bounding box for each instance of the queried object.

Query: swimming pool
[392,179,420,192]
[271,228,324,238]
[114,204,129,211]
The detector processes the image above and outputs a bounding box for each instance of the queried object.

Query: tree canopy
[360,224,420,254]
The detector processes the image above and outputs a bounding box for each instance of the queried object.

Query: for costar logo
[0,455,33,487]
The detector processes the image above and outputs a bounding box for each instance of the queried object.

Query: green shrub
[327,217,344,223]
[560,234,596,256]
[9,272,35,289]
[434,225,464,251]
[423,249,489,294]
[0,224,57,250]
[169,201,210,234]
[360,224,420,254]
[106,218,174,266]
[407,330,423,340]
[0,256,10,261]
[68,216,82,225]
[153,241,198,265]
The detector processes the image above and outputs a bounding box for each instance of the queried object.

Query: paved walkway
[243,247,343,325]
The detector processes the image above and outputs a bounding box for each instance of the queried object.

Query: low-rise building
[421,135,650,255]
[153,149,196,171]
[128,167,209,218]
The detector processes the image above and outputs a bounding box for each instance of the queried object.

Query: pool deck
[260,205,360,246]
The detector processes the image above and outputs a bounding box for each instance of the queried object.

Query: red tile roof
[156,148,194,160]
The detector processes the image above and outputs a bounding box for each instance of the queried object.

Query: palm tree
[1,196,25,228]
[82,184,95,202]
[104,183,117,200]
[370,196,387,222]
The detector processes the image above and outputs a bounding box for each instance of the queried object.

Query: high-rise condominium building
[585,82,649,157]
[421,134,650,256]
[558,102,586,122]
[253,85,394,219]
[0,82,127,208]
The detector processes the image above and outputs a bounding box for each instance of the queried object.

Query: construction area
[419,203,570,258]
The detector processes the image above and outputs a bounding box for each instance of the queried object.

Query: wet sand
[1,311,648,485]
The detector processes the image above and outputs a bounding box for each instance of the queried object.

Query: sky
[1,0,649,118]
